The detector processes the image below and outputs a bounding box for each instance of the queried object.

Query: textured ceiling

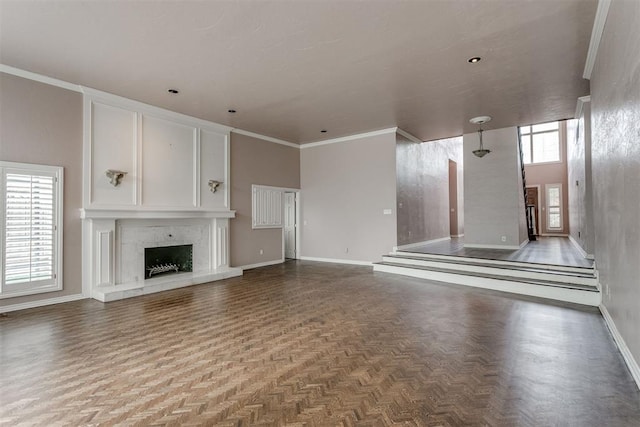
[0,0,596,144]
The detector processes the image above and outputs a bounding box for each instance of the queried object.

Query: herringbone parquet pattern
[1,261,639,426]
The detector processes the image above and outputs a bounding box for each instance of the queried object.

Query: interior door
[284,192,296,259]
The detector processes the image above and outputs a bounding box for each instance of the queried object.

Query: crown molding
[396,128,423,143]
[0,64,82,93]
[81,86,233,133]
[583,0,612,80]
[575,95,592,119]
[299,127,398,149]
[231,128,299,148]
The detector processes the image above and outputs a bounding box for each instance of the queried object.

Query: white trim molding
[299,127,397,149]
[394,236,450,252]
[599,304,640,390]
[82,87,232,134]
[299,256,373,266]
[583,0,612,79]
[239,259,285,271]
[0,64,82,93]
[231,129,298,148]
[0,293,86,314]
[575,95,591,119]
[567,234,595,259]
[396,128,423,143]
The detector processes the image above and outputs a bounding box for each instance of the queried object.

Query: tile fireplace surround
[81,210,242,302]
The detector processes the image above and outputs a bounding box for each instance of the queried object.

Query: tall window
[546,184,562,231]
[1,161,63,298]
[520,121,560,164]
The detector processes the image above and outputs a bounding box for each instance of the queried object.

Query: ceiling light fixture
[469,116,492,158]
[167,88,179,94]
[228,109,237,113]
[468,57,481,63]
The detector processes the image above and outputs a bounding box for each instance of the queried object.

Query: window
[520,121,560,164]
[1,161,63,298]
[546,184,562,231]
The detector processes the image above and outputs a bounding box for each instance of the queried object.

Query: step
[373,262,601,307]
[383,254,597,287]
[393,250,594,274]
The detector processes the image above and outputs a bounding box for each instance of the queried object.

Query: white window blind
[252,185,284,229]
[1,162,63,298]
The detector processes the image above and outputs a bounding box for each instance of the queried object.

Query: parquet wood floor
[1,261,639,426]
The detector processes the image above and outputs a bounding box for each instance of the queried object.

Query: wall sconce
[208,180,223,193]
[105,169,127,187]
[470,116,492,158]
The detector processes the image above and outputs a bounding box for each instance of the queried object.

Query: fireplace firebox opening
[144,244,193,279]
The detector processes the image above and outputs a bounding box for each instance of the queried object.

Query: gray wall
[229,132,300,268]
[396,133,463,246]
[590,0,640,369]
[567,105,595,255]
[0,73,83,307]
[300,133,397,262]
[464,127,527,248]
[524,122,570,235]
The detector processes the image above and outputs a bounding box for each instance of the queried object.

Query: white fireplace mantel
[80,208,236,220]
[81,88,243,302]
[82,212,241,302]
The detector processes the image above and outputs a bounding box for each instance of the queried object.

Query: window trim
[520,122,562,165]
[0,161,64,299]
[545,183,563,232]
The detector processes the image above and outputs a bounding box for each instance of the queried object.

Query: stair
[373,251,600,306]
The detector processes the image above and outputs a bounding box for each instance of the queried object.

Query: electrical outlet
[345,247,349,254]
[501,236,507,242]
[259,249,264,255]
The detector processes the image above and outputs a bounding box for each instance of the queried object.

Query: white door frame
[526,184,541,235]
[282,190,300,260]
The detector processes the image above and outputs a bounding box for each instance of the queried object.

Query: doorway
[284,192,298,259]
[448,160,458,236]
[525,185,540,236]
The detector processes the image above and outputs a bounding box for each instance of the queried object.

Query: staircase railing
[517,127,536,241]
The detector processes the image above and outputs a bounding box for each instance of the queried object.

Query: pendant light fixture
[470,116,492,158]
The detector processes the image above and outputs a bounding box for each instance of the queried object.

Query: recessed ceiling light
[228,109,237,113]
[320,129,328,133]
[468,57,481,63]
[167,88,179,94]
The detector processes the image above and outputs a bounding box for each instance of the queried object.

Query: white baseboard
[464,243,522,250]
[299,256,372,266]
[539,233,569,237]
[239,259,284,271]
[0,293,87,313]
[568,234,595,259]
[394,236,450,251]
[599,304,640,391]
[451,234,465,238]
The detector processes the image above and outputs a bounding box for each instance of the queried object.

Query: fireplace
[144,244,193,279]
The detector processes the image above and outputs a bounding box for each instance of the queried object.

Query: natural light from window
[520,121,560,165]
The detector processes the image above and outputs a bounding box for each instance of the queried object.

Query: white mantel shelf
[80,208,236,220]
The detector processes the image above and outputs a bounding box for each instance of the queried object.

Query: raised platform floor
[402,236,593,268]
[375,237,599,306]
